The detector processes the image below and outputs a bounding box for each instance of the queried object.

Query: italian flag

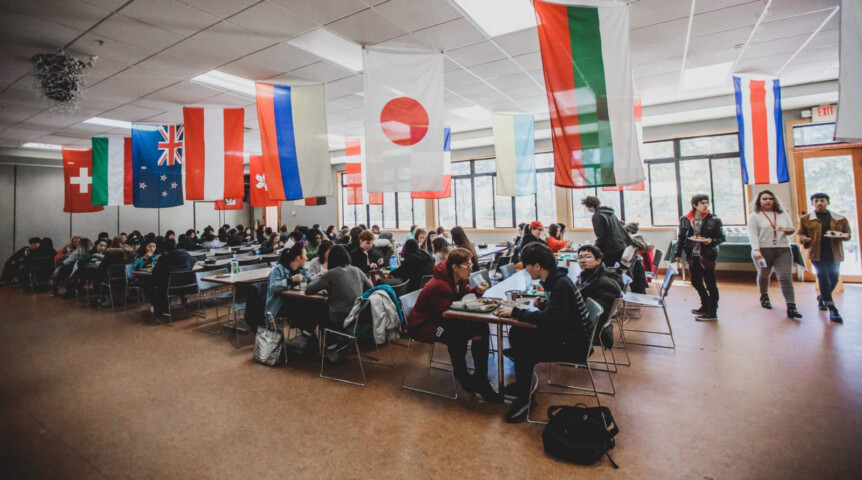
[534,0,643,188]
[91,136,132,205]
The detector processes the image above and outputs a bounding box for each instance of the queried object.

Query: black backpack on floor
[542,404,620,468]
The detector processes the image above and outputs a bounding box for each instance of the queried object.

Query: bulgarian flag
[534,0,643,188]
[91,136,133,205]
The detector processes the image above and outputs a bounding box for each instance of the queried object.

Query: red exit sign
[812,105,836,122]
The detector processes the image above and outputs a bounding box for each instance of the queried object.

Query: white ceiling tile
[247,42,321,72]
[271,0,368,25]
[492,28,540,58]
[95,67,181,99]
[408,17,486,51]
[766,0,839,21]
[228,1,317,42]
[55,123,114,136]
[132,97,185,113]
[178,0,259,18]
[120,0,220,36]
[512,52,542,72]
[687,26,750,56]
[193,92,255,107]
[102,104,164,122]
[629,0,690,29]
[690,2,764,38]
[374,33,437,50]
[444,69,477,87]
[447,41,506,68]
[448,81,488,98]
[92,14,185,51]
[141,111,185,124]
[326,8,408,45]
[631,39,686,66]
[324,86,352,101]
[329,94,363,109]
[486,72,539,91]
[374,0,461,33]
[69,33,156,65]
[139,39,242,77]
[327,74,364,94]
[290,61,354,83]
[193,21,278,56]
[755,9,836,44]
[144,81,222,105]
[80,0,128,10]
[37,133,90,145]
[0,10,80,46]
[468,58,522,80]
[0,125,53,142]
[1,0,110,30]
[218,58,284,81]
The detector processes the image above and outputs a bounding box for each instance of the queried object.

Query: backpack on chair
[542,404,620,468]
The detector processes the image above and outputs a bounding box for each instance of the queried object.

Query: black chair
[99,264,128,309]
[238,258,259,267]
[420,275,433,288]
[390,279,410,298]
[158,270,199,326]
[27,257,55,290]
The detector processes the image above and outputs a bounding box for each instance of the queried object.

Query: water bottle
[231,254,239,274]
[389,254,398,270]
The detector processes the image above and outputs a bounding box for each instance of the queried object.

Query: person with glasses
[495,242,591,423]
[575,244,622,347]
[407,248,500,402]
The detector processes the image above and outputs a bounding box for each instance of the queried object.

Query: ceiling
[0,0,842,154]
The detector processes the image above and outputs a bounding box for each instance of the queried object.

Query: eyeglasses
[577,255,595,260]
[457,263,472,270]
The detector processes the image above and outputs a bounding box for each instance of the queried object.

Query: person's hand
[675,256,682,264]
[752,250,764,263]
[782,227,795,235]
[290,274,304,283]
[798,235,811,243]
[534,298,547,309]
[370,263,378,270]
[701,238,713,245]
[476,282,489,295]
[496,306,513,317]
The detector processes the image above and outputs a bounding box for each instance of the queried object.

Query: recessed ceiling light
[83,116,132,129]
[192,70,257,97]
[22,142,63,151]
[287,28,363,73]
[681,62,733,90]
[450,0,536,38]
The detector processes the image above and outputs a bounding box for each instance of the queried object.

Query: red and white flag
[183,107,245,200]
[215,197,243,210]
[63,148,104,213]
[249,155,280,208]
[363,48,444,192]
[344,138,382,205]
[733,76,789,184]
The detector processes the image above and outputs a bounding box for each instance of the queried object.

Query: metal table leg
[496,323,505,393]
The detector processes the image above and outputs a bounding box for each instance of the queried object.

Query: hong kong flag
[249,155,279,207]
[215,197,243,210]
[62,148,104,213]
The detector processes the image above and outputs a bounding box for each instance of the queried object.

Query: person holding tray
[675,194,725,321]
[797,192,852,323]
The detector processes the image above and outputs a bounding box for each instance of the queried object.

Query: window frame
[338,172,424,228]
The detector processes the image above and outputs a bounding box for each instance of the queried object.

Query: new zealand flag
[132,124,184,208]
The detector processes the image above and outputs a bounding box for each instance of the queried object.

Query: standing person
[408,248,499,402]
[582,196,631,267]
[450,226,479,271]
[495,243,591,423]
[747,190,802,319]
[797,192,851,323]
[675,194,725,321]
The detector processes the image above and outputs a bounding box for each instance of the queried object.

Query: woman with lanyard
[747,190,801,319]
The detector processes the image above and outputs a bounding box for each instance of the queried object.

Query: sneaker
[505,396,537,424]
[472,377,503,403]
[323,347,341,364]
[829,307,843,323]
[285,332,314,351]
[817,295,827,311]
[695,312,718,321]
[691,306,706,315]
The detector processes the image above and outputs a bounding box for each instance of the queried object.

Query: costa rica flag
[734,76,789,185]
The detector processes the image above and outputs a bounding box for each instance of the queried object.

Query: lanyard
[762,211,778,245]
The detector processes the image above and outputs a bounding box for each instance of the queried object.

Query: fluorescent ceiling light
[451,0,536,38]
[84,116,132,129]
[449,105,491,123]
[287,28,363,72]
[192,70,256,97]
[681,62,733,90]
[22,142,63,151]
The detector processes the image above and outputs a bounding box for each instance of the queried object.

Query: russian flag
[411,128,452,199]
[734,76,789,185]
[255,83,333,201]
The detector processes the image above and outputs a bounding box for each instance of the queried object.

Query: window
[793,123,837,147]
[438,155,557,229]
[339,173,428,228]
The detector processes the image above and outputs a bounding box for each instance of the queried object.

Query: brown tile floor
[0,279,860,479]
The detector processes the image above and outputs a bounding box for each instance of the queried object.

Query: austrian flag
[183,107,245,200]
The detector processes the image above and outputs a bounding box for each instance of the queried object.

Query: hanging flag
[215,198,243,210]
[363,48,445,192]
[733,76,789,185]
[835,0,862,141]
[294,197,327,206]
[131,124,184,208]
[255,83,333,201]
[183,107,245,200]
[412,127,452,199]
[493,115,536,197]
[344,138,383,205]
[603,98,645,191]
[63,148,104,213]
[249,155,280,208]
[534,0,643,188]
[91,136,132,206]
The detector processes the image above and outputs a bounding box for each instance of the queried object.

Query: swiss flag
[63,148,103,213]
[215,197,243,210]
[249,155,280,207]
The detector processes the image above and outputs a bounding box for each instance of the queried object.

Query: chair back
[660,266,678,299]
[125,264,135,281]
[497,255,512,268]
[213,253,233,260]
[29,256,54,272]
[584,298,605,340]
[499,263,517,280]
[653,248,664,268]
[107,264,127,282]
[238,258,259,266]
[196,268,227,291]
[420,275,433,288]
[390,279,410,298]
[620,273,633,293]
[239,263,268,272]
[468,269,490,288]
[399,290,421,319]
[168,270,199,296]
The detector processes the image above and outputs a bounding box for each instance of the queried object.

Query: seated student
[451,226,480,272]
[371,224,380,236]
[305,228,324,260]
[303,245,373,363]
[226,228,243,247]
[21,237,56,290]
[2,237,41,284]
[575,245,623,340]
[306,240,333,279]
[350,230,380,274]
[514,221,545,263]
[265,243,312,329]
[495,243,591,423]
[54,238,91,297]
[54,236,81,267]
[432,236,450,264]
[132,241,160,270]
[408,248,500,402]
[405,224,418,241]
[424,230,438,252]
[176,234,196,251]
[401,228,425,258]
[370,233,396,266]
[148,240,195,316]
[285,231,303,249]
[259,234,280,255]
[391,239,434,293]
[545,223,571,253]
[199,232,223,249]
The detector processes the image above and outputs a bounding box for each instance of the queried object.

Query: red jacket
[408,262,476,343]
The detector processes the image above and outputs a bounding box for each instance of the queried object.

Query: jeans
[435,318,490,381]
[811,260,841,306]
[689,256,719,312]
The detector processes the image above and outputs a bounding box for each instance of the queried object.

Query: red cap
[529,221,544,229]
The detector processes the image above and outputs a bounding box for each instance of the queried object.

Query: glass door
[796,149,862,281]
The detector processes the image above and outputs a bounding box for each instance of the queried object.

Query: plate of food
[466,301,496,312]
[824,230,849,238]
[215,272,230,278]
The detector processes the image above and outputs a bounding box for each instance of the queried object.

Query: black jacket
[512,267,591,342]
[349,246,372,274]
[592,206,632,257]
[675,211,726,262]
[391,249,434,293]
[513,231,543,263]
[576,263,623,327]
